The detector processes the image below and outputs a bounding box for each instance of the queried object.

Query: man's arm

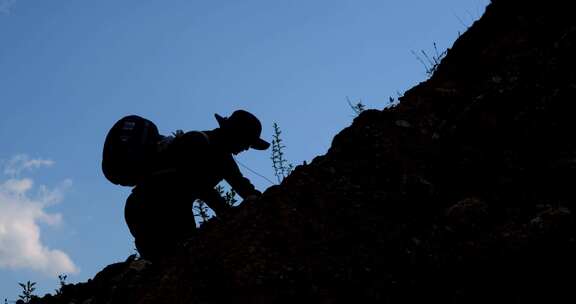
[224,156,262,200]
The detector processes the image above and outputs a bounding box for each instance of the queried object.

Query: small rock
[529,207,573,236]
[445,198,490,233]
[129,259,152,272]
[395,120,412,128]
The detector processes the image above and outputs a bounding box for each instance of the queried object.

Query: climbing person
[123,110,270,261]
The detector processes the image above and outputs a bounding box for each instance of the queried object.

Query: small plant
[411,42,447,77]
[193,185,238,225]
[17,281,36,304]
[271,122,294,183]
[346,97,366,116]
[216,185,238,207]
[193,200,211,225]
[386,93,402,108]
[55,274,67,295]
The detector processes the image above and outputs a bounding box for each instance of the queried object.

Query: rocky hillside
[36,0,576,303]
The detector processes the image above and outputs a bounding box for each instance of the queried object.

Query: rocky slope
[36,0,576,303]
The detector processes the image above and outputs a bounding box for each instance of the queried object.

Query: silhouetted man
[124,110,270,261]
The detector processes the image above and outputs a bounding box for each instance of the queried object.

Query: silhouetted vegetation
[346,97,366,116]
[271,122,293,183]
[217,185,238,207]
[194,185,238,225]
[411,42,447,76]
[17,281,36,304]
[193,199,211,224]
[55,275,67,296]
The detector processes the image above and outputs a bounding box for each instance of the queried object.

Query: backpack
[102,115,163,186]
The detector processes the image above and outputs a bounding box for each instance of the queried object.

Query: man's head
[215,110,270,154]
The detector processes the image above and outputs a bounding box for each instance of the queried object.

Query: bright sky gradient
[0,0,489,299]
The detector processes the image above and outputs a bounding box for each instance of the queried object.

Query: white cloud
[0,155,78,276]
[4,154,55,176]
[0,0,17,15]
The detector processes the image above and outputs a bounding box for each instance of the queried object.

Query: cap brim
[251,138,270,150]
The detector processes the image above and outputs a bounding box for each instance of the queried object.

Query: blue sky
[0,0,488,299]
